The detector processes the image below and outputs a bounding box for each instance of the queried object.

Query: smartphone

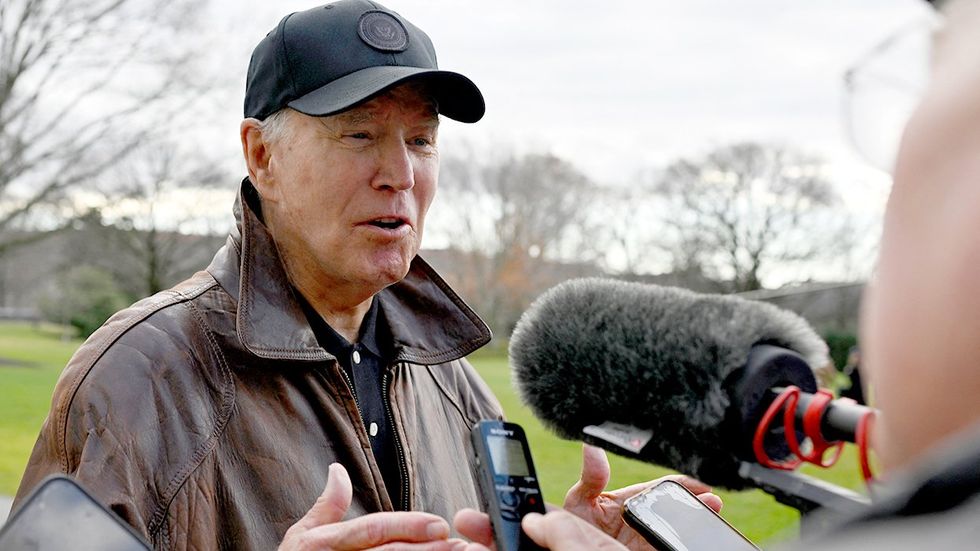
[0,475,150,550]
[471,420,547,551]
[623,479,758,551]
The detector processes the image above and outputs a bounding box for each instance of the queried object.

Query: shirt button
[352,350,361,364]
[369,422,379,436]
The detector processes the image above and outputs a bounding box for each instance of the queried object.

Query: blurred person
[468,0,980,548]
[11,1,718,549]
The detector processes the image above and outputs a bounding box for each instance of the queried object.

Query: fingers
[662,474,712,497]
[696,492,724,513]
[371,539,468,551]
[564,444,611,505]
[452,508,495,548]
[318,511,450,550]
[296,462,353,530]
[611,473,722,512]
[639,475,721,512]
[282,463,453,551]
[282,511,451,551]
[523,512,627,551]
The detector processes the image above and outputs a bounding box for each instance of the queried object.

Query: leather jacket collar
[207,178,492,365]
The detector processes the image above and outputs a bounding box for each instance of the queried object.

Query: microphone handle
[790,390,875,443]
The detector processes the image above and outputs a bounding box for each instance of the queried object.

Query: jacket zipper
[337,363,359,410]
[333,360,406,512]
[382,365,410,511]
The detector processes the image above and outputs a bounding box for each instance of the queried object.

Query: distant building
[738,282,865,334]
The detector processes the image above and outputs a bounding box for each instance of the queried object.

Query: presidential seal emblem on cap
[358,10,409,52]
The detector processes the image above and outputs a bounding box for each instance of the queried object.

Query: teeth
[370,218,404,229]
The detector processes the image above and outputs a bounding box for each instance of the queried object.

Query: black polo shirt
[299,296,402,507]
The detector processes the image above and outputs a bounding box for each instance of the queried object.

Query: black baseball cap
[244,0,485,123]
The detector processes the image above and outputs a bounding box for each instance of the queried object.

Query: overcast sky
[205,0,928,190]
[163,0,932,280]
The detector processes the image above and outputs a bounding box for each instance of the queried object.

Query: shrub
[823,331,858,371]
[39,265,131,338]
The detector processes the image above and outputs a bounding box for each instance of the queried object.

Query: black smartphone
[0,475,150,551]
[622,479,758,551]
[471,420,547,551]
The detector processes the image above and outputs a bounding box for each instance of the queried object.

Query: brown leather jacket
[14,181,504,549]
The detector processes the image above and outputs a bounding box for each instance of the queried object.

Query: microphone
[509,278,864,490]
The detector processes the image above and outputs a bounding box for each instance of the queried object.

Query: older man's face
[261,84,439,298]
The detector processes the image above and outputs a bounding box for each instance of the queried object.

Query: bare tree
[435,149,600,336]
[654,142,852,292]
[592,167,667,279]
[97,140,229,298]
[0,0,206,256]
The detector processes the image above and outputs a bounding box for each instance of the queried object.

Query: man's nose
[372,138,415,192]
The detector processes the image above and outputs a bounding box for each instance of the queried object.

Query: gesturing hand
[455,510,629,551]
[279,463,465,550]
[454,445,722,551]
[561,444,723,551]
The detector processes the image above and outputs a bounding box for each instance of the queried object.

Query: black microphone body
[782,388,873,443]
[734,344,873,453]
[510,278,835,490]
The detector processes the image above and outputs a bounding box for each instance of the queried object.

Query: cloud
[212,0,925,190]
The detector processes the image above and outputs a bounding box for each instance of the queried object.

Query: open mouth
[368,218,407,230]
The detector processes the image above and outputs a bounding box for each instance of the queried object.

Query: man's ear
[241,118,280,202]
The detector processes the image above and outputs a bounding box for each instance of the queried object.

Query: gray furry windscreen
[508,278,828,488]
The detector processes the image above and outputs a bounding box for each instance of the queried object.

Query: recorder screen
[487,435,530,477]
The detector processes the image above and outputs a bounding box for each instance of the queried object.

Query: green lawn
[467,348,866,546]
[0,323,867,545]
[0,322,81,497]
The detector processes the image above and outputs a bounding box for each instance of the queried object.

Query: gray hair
[258,108,296,145]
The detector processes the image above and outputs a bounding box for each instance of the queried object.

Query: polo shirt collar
[213,178,492,365]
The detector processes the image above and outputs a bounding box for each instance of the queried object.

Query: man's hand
[453,445,722,551]
[523,511,628,551]
[455,511,627,551]
[280,463,466,550]
[562,444,722,550]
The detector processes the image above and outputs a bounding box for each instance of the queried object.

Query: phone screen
[625,480,757,551]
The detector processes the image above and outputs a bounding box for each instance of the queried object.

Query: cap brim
[287,65,485,123]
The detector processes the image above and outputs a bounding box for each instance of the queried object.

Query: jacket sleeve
[13,302,228,548]
[14,340,160,542]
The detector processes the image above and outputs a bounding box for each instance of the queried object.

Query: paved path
[0,495,13,526]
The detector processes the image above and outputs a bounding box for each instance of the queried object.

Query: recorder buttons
[495,484,544,523]
[499,490,520,508]
[495,485,524,522]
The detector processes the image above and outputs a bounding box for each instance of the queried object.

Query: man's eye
[412,137,432,147]
[347,132,370,140]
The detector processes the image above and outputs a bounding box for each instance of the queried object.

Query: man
[486,0,980,548]
[14,2,717,549]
